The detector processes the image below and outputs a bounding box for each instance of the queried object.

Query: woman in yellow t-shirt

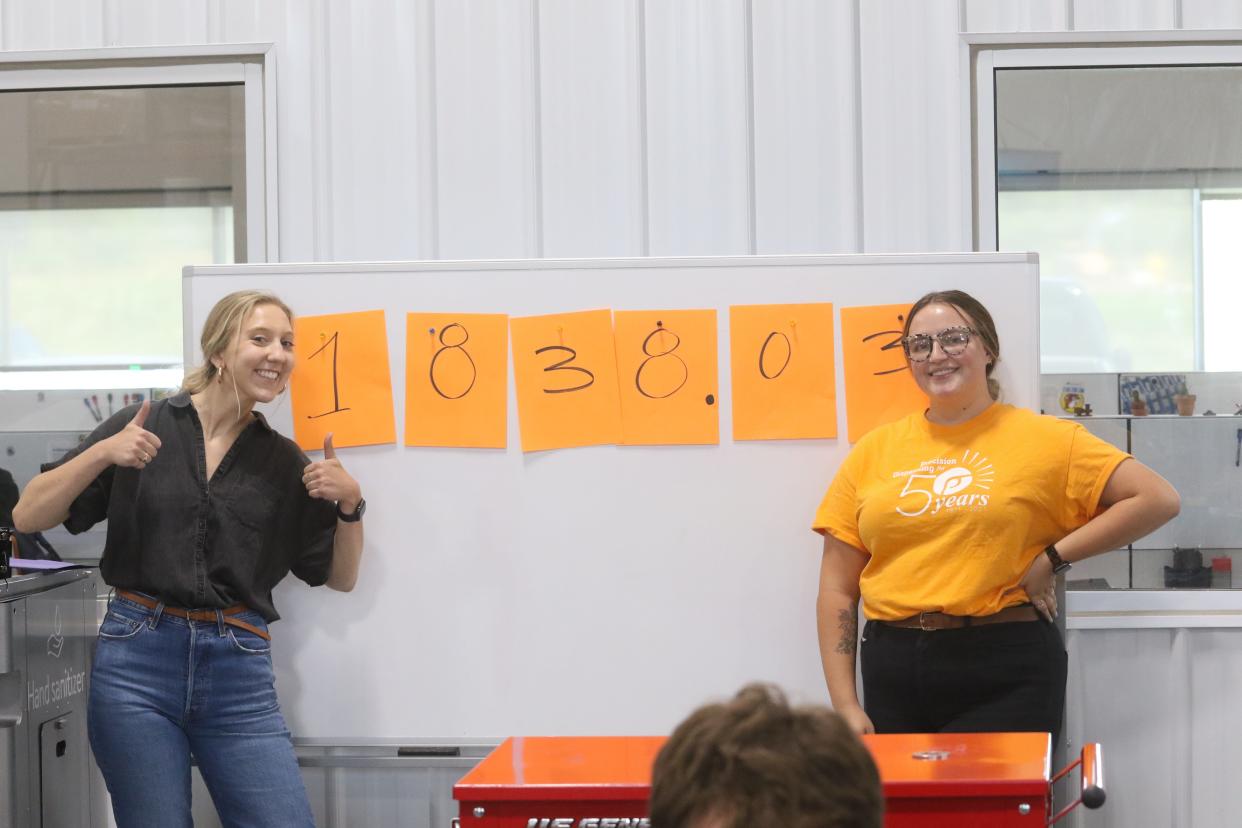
[813,290,1180,738]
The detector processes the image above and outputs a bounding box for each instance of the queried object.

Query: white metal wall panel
[751,0,860,254]
[213,0,306,263]
[1183,0,1242,28]
[963,0,1070,32]
[218,0,288,44]
[0,0,103,50]
[433,0,539,259]
[644,0,752,256]
[267,1,321,262]
[104,0,211,46]
[1066,627,1242,828]
[1071,0,1178,30]
[537,0,645,258]
[323,0,433,262]
[859,0,964,253]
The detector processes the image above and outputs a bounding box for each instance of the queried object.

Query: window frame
[963,31,1242,251]
[0,44,279,389]
[963,31,1242,374]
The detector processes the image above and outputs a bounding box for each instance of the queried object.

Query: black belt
[880,605,1040,631]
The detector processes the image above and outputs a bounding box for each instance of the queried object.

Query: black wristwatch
[337,497,366,523]
[1044,543,1071,574]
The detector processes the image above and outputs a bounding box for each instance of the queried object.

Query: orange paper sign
[839,304,926,442]
[290,310,397,450]
[404,313,508,448]
[614,309,718,446]
[729,303,837,441]
[510,310,622,452]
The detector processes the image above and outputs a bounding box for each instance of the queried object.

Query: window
[968,39,1242,373]
[0,48,276,390]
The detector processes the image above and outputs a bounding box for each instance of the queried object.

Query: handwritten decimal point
[705,394,715,406]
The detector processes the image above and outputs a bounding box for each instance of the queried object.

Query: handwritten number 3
[535,345,595,394]
[861,329,908,377]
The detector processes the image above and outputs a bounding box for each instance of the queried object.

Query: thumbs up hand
[106,400,163,469]
[303,433,362,509]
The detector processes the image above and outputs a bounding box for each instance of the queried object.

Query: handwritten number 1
[306,331,352,418]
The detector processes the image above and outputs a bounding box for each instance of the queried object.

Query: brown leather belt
[881,604,1040,631]
[117,590,271,641]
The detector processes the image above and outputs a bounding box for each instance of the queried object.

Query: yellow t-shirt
[812,403,1129,621]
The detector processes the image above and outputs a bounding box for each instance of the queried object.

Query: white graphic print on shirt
[892,450,995,518]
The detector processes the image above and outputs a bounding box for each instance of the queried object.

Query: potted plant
[1129,389,1149,417]
[1174,380,1197,416]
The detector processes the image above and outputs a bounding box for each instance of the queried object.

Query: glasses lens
[939,328,971,355]
[905,335,933,361]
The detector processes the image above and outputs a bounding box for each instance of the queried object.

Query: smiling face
[905,302,994,406]
[214,303,295,406]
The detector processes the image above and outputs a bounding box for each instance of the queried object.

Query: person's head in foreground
[649,683,883,828]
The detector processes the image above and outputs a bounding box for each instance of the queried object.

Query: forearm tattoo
[834,607,858,656]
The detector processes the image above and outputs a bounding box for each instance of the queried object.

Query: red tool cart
[454,737,659,827]
[453,733,1104,827]
[861,731,1105,826]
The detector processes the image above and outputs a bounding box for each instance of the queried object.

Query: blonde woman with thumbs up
[14,289,364,828]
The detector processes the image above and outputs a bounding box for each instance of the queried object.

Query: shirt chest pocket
[222,476,285,533]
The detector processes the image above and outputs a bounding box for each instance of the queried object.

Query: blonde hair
[181,290,295,395]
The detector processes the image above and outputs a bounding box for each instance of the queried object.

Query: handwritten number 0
[758,331,792,380]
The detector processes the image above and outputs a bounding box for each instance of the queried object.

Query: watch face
[338,498,366,522]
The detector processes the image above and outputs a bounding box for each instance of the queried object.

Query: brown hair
[902,289,1002,400]
[649,684,883,828]
[181,290,294,395]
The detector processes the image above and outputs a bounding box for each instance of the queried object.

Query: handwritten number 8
[636,324,688,399]
[430,323,477,400]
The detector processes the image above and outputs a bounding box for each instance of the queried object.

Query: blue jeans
[88,594,314,828]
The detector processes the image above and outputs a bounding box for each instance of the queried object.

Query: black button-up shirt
[46,393,337,621]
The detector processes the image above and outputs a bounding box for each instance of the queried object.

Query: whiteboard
[184,253,1039,739]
